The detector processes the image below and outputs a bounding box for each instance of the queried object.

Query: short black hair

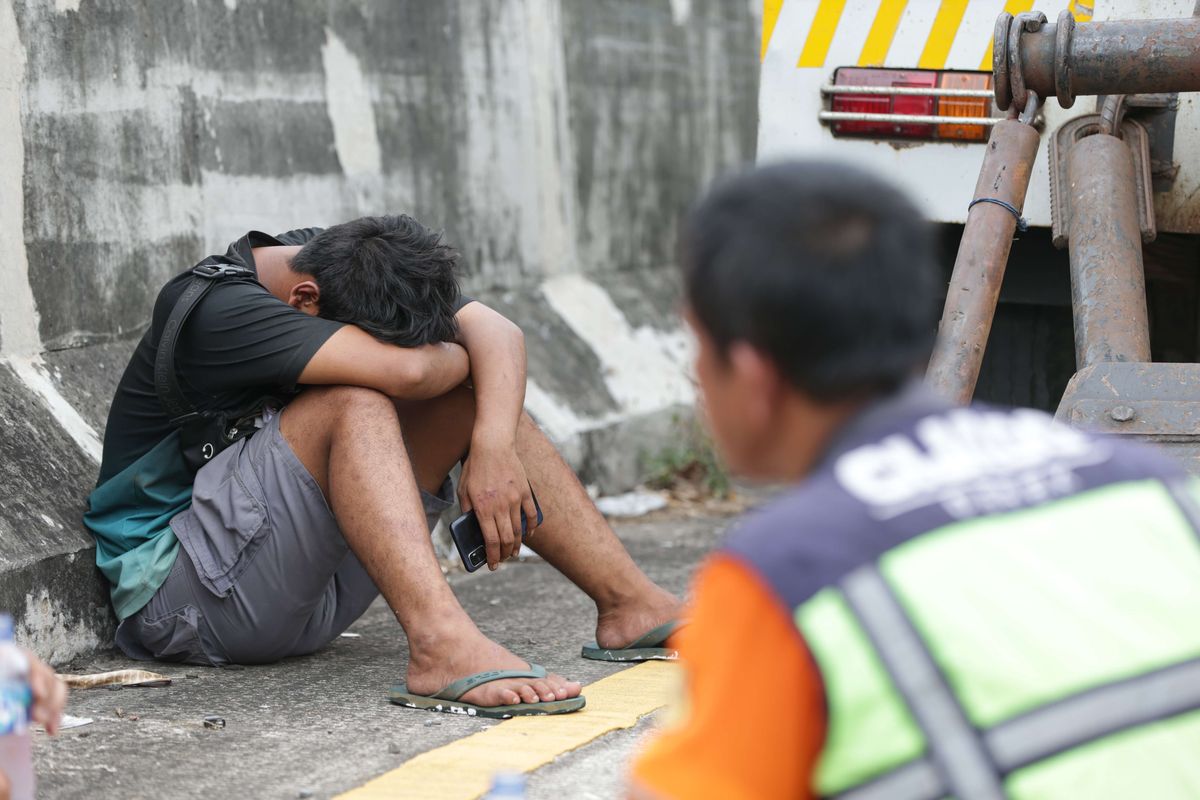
[682,160,939,402]
[290,215,461,346]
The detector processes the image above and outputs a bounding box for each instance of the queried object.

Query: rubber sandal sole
[388,687,586,719]
[579,644,677,662]
[581,620,684,662]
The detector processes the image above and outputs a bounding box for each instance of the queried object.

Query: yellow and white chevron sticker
[761,0,1093,71]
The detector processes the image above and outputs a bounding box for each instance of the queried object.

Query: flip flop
[388,663,586,719]
[581,620,683,662]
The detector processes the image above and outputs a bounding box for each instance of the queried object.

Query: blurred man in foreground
[630,161,1200,798]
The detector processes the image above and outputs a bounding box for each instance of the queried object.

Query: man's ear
[728,341,786,431]
[288,280,321,316]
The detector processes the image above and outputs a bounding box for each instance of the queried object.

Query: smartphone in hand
[450,487,544,572]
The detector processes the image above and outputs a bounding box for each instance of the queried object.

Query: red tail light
[823,68,996,142]
[832,69,936,137]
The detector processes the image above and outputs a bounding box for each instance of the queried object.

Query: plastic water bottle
[484,772,526,799]
[0,614,34,800]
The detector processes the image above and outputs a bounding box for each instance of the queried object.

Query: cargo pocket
[180,448,270,597]
[130,604,212,666]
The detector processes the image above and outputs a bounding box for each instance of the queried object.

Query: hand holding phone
[450,487,544,573]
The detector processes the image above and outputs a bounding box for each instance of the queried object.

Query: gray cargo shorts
[114,407,453,666]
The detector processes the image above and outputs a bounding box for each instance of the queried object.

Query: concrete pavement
[34,512,732,800]
[526,716,656,800]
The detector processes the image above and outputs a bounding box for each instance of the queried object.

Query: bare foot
[406,626,582,708]
[594,584,683,650]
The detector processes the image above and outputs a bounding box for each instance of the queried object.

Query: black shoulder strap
[153,264,255,424]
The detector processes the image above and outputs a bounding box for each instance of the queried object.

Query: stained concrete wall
[0,0,759,661]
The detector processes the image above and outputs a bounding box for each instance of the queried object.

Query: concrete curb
[0,361,113,663]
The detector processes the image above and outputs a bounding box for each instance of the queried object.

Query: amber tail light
[937,72,992,140]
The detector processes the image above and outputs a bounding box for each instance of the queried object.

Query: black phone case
[450,489,543,572]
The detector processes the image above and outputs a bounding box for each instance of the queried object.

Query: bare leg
[512,413,682,648]
[281,385,579,707]
[394,389,681,648]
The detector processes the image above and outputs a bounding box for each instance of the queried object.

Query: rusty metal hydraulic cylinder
[996,15,1200,110]
[926,119,1041,404]
[1066,133,1152,369]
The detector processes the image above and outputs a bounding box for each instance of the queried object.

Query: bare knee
[280,386,403,497]
[519,411,540,432]
[518,410,550,443]
[283,386,399,448]
[309,385,396,419]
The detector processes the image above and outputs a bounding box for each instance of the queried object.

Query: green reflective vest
[724,396,1200,799]
[801,478,1200,799]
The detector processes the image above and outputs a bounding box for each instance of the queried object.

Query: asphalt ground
[33,512,733,800]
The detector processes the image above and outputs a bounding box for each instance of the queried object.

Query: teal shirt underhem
[84,431,193,621]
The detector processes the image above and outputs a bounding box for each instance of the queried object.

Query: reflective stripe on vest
[797,477,1200,800]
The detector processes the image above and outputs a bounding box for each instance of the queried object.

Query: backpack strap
[153,264,255,424]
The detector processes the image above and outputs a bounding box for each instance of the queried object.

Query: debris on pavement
[339,632,362,638]
[40,714,93,732]
[203,716,226,729]
[60,669,172,689]
[595,491,669,518]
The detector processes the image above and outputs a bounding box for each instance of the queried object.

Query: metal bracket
[1048,116,1157,250]
[1114,93,1182,192]
[1056,362,1200,474]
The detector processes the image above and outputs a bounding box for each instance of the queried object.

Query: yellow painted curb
[336,661,678,800]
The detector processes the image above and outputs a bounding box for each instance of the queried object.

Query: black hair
[290,215,461,346]
[681,160,939,402]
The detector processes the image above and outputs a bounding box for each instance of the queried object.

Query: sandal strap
[626,620,685,649]
[434,663,548,701]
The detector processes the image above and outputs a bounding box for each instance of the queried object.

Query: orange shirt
[630,555,827,799]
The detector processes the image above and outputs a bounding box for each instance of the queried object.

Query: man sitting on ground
[630,161,1200,797]
[85,216,680,717]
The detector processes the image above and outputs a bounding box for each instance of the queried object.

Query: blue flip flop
[581,620,683,662]
[388,663,586,719]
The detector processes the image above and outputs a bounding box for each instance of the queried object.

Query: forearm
[453,304,536,565]
[468,334,526,446]
[298,326,469,398]
[401,342,471,399]
[457,305,527,446]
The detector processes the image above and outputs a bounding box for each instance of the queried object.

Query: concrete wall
[0,0,759,661]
